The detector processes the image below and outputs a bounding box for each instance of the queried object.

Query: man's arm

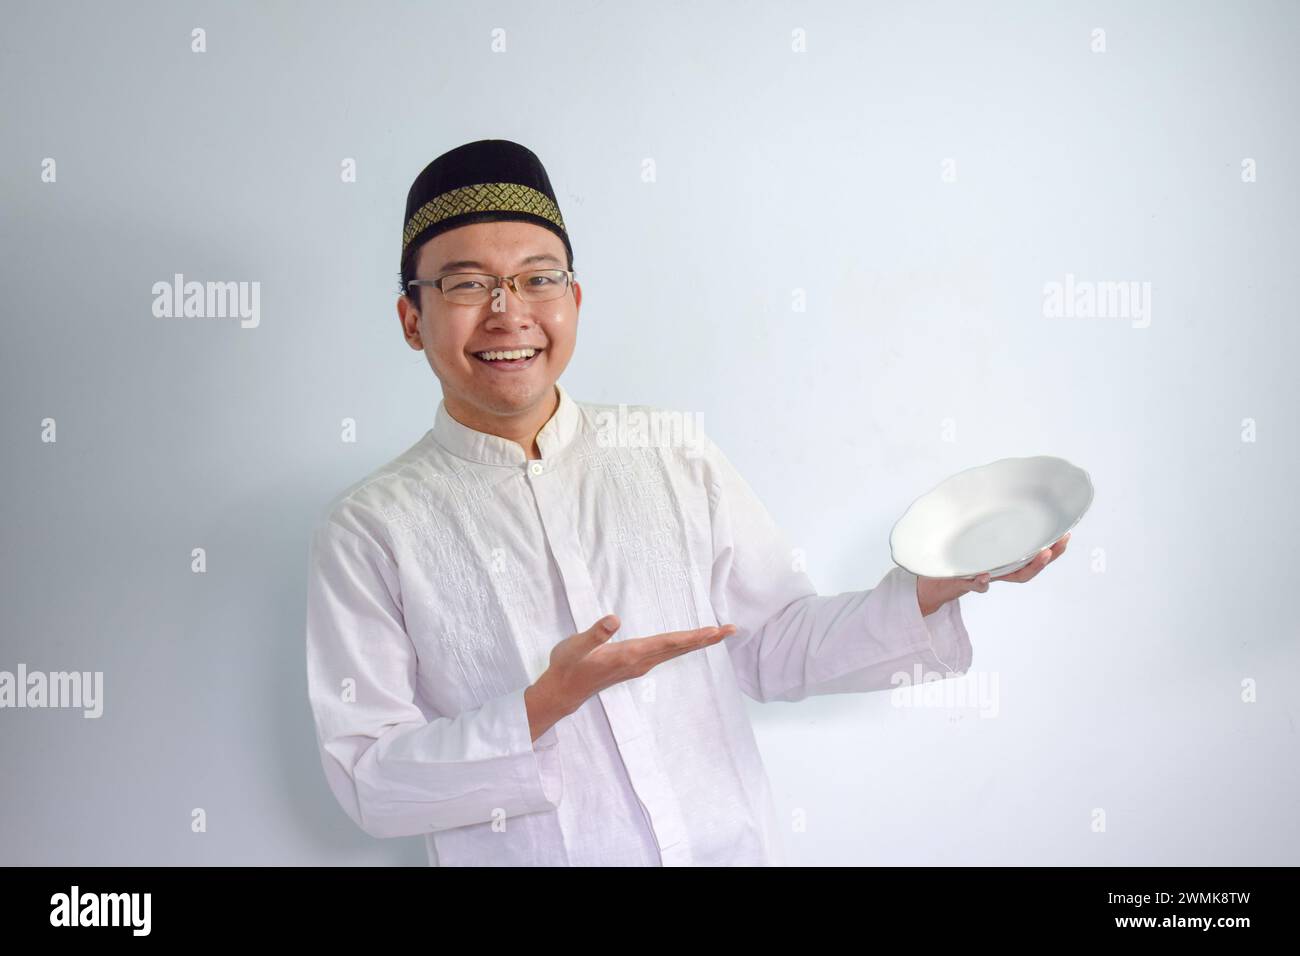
[701,432,972,704]
[305,520,562,839]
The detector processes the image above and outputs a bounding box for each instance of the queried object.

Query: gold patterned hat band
[401,140,573,268]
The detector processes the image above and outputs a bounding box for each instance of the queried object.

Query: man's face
[398,220,581,422]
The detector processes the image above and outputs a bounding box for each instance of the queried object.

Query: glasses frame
[407,269,577,306]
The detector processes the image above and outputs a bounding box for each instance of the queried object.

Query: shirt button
[529,462,544,476]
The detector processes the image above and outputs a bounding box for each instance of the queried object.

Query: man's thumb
[592,614,619,641]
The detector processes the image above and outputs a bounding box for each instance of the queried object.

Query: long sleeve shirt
[304,381,973,866]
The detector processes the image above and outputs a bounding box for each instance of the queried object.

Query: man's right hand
[524,615,736,741]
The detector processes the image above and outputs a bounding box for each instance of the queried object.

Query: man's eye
[527,275,556,286]
[449,279,484,290]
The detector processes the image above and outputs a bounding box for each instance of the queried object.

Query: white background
[1,0,1296,864]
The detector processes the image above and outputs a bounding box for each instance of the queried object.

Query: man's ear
[398,296,423,349]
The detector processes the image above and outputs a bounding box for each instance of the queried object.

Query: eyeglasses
[407,269,577,306]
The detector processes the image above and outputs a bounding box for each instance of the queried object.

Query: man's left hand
[916,532,1070,617]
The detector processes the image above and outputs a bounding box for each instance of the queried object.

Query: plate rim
[889,454,1094,579]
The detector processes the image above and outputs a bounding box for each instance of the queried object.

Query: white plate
[890,455,1093,579]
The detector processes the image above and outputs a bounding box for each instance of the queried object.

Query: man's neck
[444,385,559,461]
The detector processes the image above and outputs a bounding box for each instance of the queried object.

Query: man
[304,139,1068,866]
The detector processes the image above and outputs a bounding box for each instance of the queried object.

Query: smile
[472,347,544,369]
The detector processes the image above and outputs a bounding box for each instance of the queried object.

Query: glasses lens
[440,274,494,305]
[517,269,569,302]
[438,270,569,305]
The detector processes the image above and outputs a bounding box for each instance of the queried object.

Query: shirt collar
[430,381,584,467]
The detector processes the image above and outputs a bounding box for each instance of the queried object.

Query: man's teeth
[476,348,538,361]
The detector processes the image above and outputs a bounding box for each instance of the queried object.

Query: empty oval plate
[890,456,1093,579]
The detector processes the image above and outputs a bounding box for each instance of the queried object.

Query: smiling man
[304,139,1067,867]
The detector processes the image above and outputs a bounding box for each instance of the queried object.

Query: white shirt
[305,381,972,866]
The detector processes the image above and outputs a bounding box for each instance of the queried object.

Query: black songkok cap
[401,139,573,272]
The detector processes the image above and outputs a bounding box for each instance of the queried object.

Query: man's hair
[399,240,573,316]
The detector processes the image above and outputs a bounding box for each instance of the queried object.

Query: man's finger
[995,543,1060,583]
[974,533,1070,587]
[1008,549,1051,581]
[639,625,735,667]
[624,625,726,657]
[668,625,726,650]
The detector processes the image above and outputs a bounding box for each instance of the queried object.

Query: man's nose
[485,288,535,326]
